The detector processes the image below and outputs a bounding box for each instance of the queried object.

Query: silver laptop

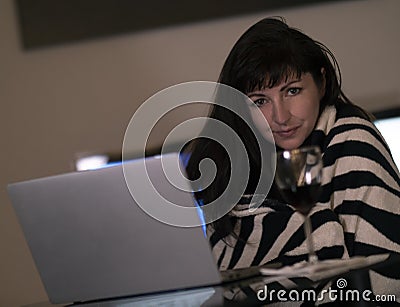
[8,153,228,304]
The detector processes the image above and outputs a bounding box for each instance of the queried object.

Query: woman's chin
[275,139,303,151]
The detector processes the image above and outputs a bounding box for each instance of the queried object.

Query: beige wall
[1,0,399,306]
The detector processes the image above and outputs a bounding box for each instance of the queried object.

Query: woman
[184,17,400,297]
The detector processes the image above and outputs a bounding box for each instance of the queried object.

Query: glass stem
[303,214,318,263]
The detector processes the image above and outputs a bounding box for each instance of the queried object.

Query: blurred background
[1,0,399,306]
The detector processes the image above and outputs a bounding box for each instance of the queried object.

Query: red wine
[279,184,321,215]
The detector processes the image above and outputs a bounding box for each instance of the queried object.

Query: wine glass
[274,145,322,264]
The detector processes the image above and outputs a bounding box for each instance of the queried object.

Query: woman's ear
[319,67,326,98]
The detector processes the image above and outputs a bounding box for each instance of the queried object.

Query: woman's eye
[287,87,301,96]
[253,98,268,107]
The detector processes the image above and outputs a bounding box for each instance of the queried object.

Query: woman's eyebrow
[247,92,265,98]
[280,78,302,92]
[247,78,302,97]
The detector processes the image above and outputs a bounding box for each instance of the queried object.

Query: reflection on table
[70,253,399,307]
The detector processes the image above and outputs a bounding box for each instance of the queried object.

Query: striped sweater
[207,102,400,298]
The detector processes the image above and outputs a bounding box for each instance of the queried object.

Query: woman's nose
[272,102,291,125]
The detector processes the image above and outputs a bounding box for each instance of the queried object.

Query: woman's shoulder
[310,102,377,151]
[325,102,383,145]
[334,101,371,121]
[322,102,399,182]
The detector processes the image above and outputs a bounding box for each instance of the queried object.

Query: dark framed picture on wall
[15,0,348,49]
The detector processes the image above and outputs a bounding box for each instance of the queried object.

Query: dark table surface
[64,253,400,307]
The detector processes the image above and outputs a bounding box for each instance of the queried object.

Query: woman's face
[247,72,325,150]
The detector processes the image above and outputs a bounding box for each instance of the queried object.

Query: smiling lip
[273,126,300,138]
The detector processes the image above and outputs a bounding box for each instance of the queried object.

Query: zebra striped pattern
[207,103,400,298]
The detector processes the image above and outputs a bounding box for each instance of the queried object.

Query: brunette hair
[184,17,367,238]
